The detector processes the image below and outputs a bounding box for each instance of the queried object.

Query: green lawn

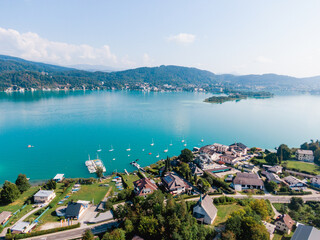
[273,231,293,240]
[214,204,244,226]
[121,174,140,188]
[0,186,40,213]
[283,160,320,174]
[68,182,110,204]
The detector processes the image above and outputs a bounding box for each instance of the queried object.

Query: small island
[204,91,274,104]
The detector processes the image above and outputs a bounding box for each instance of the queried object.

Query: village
[1,141,320,240]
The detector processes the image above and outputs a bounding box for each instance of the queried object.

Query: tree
[179,149,194,163]
[265,181,278,193]
[179,162,191,180]
[221,231,236,240]
[15,174,31,193]
[102,229,126,240]
[44,179,57,190]
[96,167,104,178]
[289,197,304,211]
[265,153,279,165]
[277,144,291,162]
[0,181,20,204]
[82,229,95,240]
[314,148,320,164]
[301,142,309,150]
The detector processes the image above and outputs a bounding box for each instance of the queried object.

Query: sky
[0,0,320,77]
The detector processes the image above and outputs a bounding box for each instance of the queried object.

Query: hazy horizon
[1,0,320,77]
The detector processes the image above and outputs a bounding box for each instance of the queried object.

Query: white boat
[126,144,131,151]
[112,158,116,161]
[109,145,114,152]
[201,139,204,142]
[142,149,145,151]
[169,140,173,146]
[181,139,185,143]
[156,153,160,158]
[150,138,154,146]
[128,155,130,157]
[164,147,168,153]
[97,145,102,152]
[184,143,187,147]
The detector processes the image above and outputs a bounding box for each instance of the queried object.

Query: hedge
[6,223,80,239]
[273,191,312,196]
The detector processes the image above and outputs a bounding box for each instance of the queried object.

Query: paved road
[0,206,40,238]
[24,221,118,240]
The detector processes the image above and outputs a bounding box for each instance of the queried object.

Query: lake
[1,90,320,183]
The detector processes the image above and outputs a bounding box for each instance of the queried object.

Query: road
[184,192,320,203]
[24,220,118,240]
[0,206,40,238]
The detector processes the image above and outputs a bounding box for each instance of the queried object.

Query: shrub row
[274,191,312,196]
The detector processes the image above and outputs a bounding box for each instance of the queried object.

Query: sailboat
[97,145,102,152]
[156,153,160,158]
[142,149,145,151]
[201,139,204,142]
[184,142,187,147]
[181,137,185,143]
[112,158,116,161]
[164,147,168,153]
[150,138,154,146]
[126,144,131,151]
[109,145,114,152]
[169,140,173,146]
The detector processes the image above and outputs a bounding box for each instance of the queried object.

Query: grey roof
[34,190,54,198]
[297,149,314,155]
[268,165,283,173]
[162,173,189,191]
[233,172,264,186]
[65,202,82,217]
[11,222,29,232]
[196,195,217,220]
[229,142,248,150]
[291,225,320,240]
[283,176,306,186]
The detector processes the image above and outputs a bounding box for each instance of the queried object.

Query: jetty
[85,157,106,174]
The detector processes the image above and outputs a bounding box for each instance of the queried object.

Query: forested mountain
[1,54,320,92]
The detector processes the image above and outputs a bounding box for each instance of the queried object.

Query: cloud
[142,53,154,66]
[167,33,195,45]
[255,56,272,64]
[0,27,127,67]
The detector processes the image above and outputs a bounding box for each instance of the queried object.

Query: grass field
[214,204,243,226]
[122,174,140,188]
[283,160,320,174]
[68,182,109,204]
[0,186,40,213]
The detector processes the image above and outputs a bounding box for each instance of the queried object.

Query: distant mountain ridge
[1,54,320,92]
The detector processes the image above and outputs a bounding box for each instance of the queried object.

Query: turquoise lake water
[1,90,320,183]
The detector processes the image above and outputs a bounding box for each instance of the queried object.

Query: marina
[85,156,106,174]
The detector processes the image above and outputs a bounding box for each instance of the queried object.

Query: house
[265,172,282,184]
[65,200,90,219]
[162,173,191,194]
[283,176,307,190]
[195,154,217,170]
[263,221,276,240]
[296,150,314,162]
[189,164,204,176]
[33,190,56,203]
[53,174,65,182]
[220,154,238,165]
[311,175,320,188]
[133,178,158,197]
[11,222,36,234]
[274,214,295,234]
[229,142,248,156]
[213,143,229,153]
[241,163,255,172]
[232,172,264,191]
[0,211,11,225]
[193,194,218,224]
[291,224,320,240]
[268,165,283,174]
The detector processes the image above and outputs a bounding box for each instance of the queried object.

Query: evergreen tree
[0,181,20,204]
[15,174,31,193]
[82,229,95,240]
